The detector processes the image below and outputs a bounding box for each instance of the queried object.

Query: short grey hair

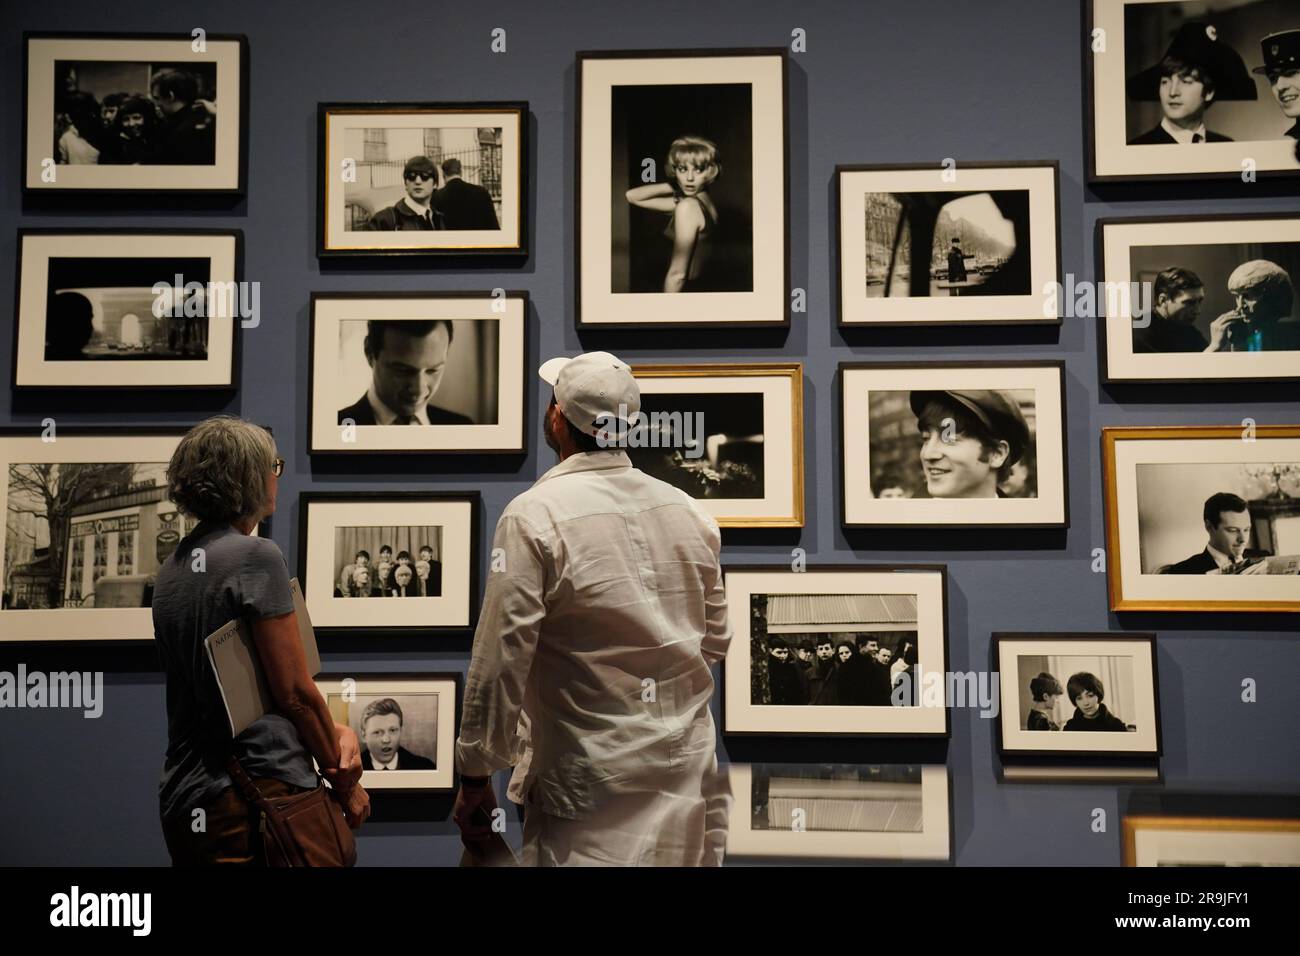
[167,415,277,523]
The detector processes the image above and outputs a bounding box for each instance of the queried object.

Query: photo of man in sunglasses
[363,155,446,231]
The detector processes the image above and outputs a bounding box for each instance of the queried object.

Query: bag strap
[225,753,272,810]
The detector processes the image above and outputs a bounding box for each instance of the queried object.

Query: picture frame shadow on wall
[721,564,950,737]
[628,362,803,528]
[296,490,481,636]
[1102,424,1300,612]
[308,291,528,456]
[1,425,196,642]
[1096,211,1300,383]
[12,228,243,391]
[23,32,249,196]
[317,101,528,258]
[315,672,461,791]
[839,360,1069,529]
[1085,0,1300,185]
[993,632,1162,762]
[575,48,789,329]
[725,763,952,862]
[835,161,1061,327]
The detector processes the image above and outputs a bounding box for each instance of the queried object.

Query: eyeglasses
[272,457,285,477]
[404,172,434,182]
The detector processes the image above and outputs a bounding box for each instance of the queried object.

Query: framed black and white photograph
[1,427,194,642]
[1099,213,1300,382]
[576,48,787,328]
[836,162,1060,326]
[316,674,458,790]
[1103,425,1300,612]
[994,632,1162,758]
[297,491,479,634]
[23,32,248,194]
[723,565,949,736]
[308,292,527,455]
[726,763,951,861]
[1123,815,1300,866]
[628,363,803,527]
[13,229,241,390]
[1087,1,1300,183]
[317,102,526,257]
[840,361,1068,528]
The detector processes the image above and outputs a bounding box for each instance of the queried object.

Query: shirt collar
[535,449,632,485]
[401,194,433,218]
[366,382,429,425]
[1160,117,1208,144]
[1205,544,1235,570]
[374,753,399,770]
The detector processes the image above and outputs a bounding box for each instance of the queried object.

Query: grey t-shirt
[152,522,317,821]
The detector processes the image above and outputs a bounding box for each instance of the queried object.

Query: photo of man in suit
[415,544,443,597]
[1162,492,1272,574]
[359,698,436,771]
[337,319,474,426]
[1127,21,1257,145]
[432,157,500,230]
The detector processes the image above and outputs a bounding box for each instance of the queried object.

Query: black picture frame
[315,101,529,258]
[22,31,250,197]
[313,670,464,791]
[1083,0,1300,186]
[575,47,790,330]
[296,489,482,636]
[720,563,952,739]
[306,290,530,457]
[837,359,1071,529]
[834,160,1063,328]
[12,227,244,392]
[992,631,1163,761]
[1095,210,1300,384]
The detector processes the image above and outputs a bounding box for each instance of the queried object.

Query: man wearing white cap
[452,351,732,865]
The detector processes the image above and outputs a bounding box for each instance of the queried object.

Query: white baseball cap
[538,351,640,438]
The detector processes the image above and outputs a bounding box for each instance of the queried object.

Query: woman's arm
[625,181,676,212]
[664,198,704,293]
[251,610,355,784]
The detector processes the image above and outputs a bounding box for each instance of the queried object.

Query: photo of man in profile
[359,698,436,771]
[337,320,473,426]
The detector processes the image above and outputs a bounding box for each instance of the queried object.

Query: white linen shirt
[455,449,731,822]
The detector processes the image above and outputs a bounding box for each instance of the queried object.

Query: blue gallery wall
[1,0,1297,867]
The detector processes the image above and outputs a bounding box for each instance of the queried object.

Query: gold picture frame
[1123,815,1300,867]
[1102,425,1300,613]
[628,362,804,528]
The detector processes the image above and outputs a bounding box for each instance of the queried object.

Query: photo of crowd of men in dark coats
[749,593,919,707]
[332,526,443,598]
[53,60,217,166]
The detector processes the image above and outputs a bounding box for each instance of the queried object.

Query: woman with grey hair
[153,415,369,864]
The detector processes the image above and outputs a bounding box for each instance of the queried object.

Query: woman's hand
[323,723,364,792]
[331,783,371,829]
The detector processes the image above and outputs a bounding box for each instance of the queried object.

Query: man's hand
[331,783,370,829]
[1205,310,1241,352]
[452,777,499,842]
[323,723,364,792]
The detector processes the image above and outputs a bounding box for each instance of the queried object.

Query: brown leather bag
[226,757,357,868]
